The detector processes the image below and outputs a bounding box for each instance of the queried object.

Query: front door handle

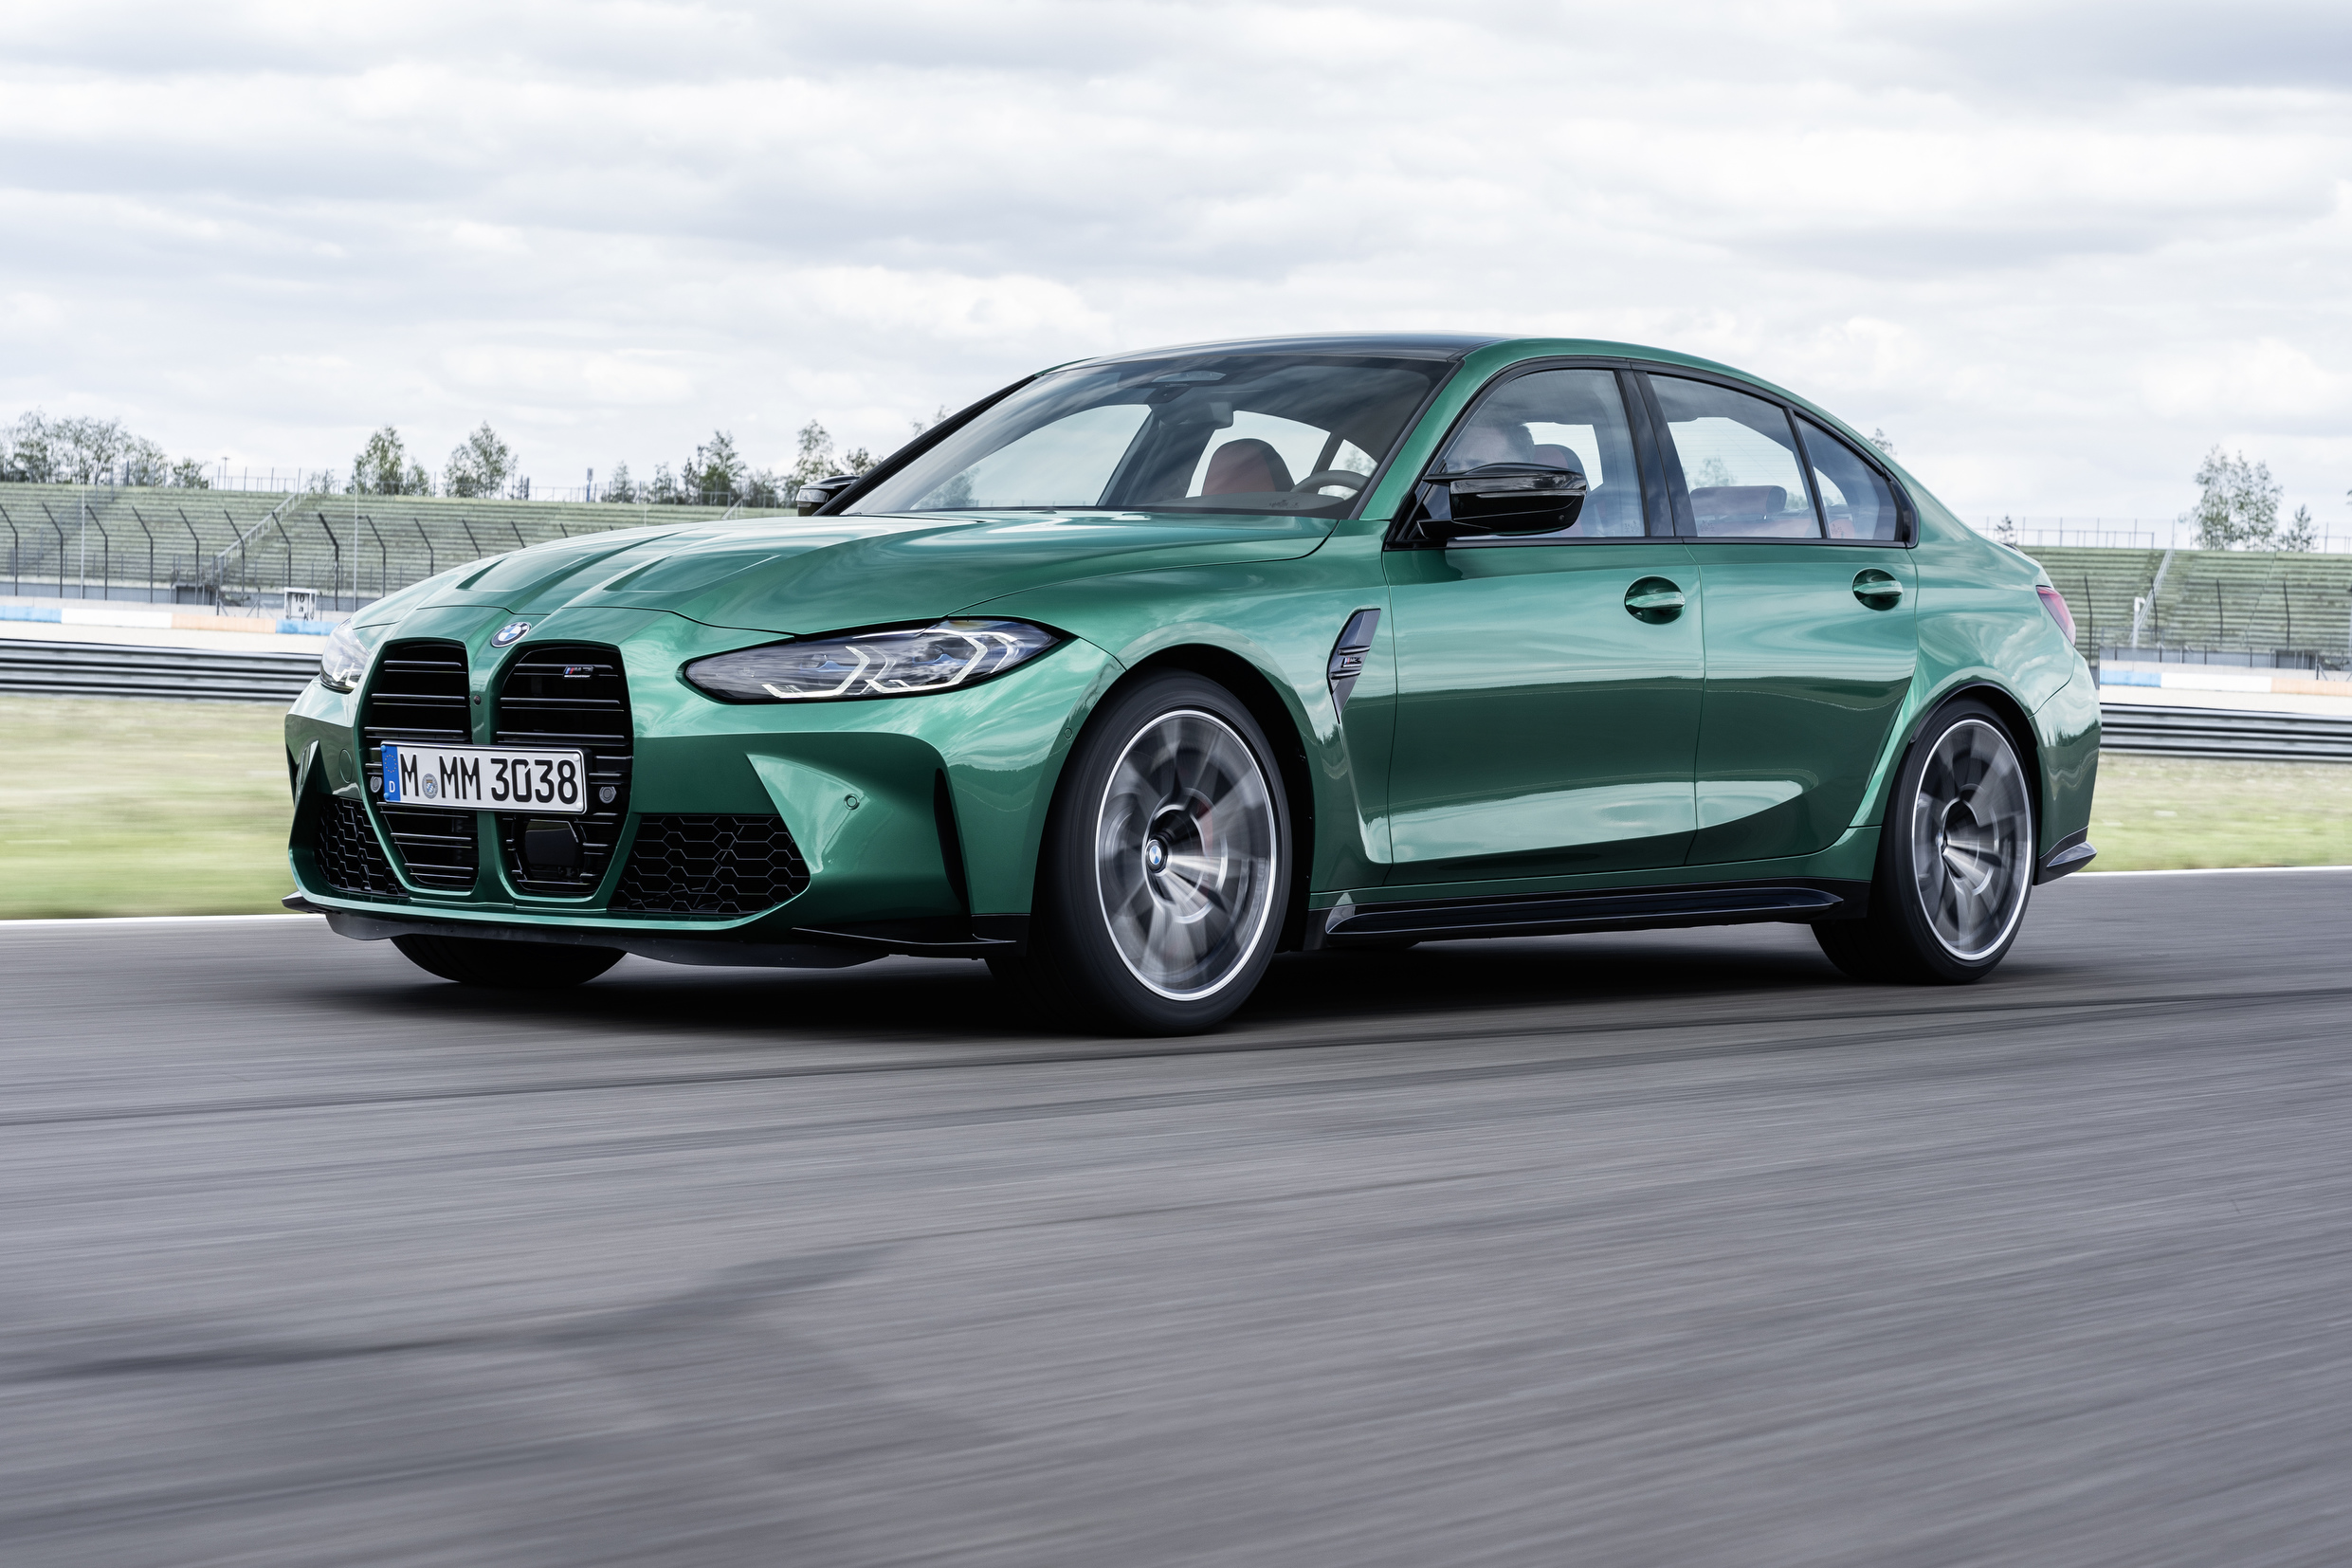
[1624,577,1686,623]
[1852,569,1904,610]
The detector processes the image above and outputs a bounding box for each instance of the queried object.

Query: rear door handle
[1624,578,1685,623]
[1852,569,1904,609]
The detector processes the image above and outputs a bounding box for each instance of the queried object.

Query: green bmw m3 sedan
[284,335,2100,1032]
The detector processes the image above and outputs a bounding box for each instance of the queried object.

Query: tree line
[0,411,211,488]
[1,410,927,506]
[318,417,916,505]
[2183,447,2331,551]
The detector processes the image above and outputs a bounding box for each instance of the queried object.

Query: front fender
[966,533,1395,895]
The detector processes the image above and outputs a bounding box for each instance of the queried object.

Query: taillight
[2036,585,2076,643]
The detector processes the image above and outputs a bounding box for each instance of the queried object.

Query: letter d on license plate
[379,743,588,814]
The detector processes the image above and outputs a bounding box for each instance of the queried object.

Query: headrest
[1203,439,1294,495]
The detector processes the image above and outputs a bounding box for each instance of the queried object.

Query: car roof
[1080,332,1508,364]
[1055,332,1826,422]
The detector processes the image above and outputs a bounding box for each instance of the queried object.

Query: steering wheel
[1291,469,1371,498]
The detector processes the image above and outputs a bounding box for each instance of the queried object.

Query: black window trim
[1384,355,1679,552]
[1632,367,1917,548]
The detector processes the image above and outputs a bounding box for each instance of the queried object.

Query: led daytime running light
[684,618,1061,703]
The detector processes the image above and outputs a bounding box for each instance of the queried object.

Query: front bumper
[285,604,1115,954]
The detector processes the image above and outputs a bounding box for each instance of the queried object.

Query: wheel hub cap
[1910,718,2033,961]
[1095,710,1279,1001]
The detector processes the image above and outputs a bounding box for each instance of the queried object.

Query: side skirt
[1306,879,1870,949]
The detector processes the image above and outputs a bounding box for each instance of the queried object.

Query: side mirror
[794,473,863,516]
[1421,463,1587,536]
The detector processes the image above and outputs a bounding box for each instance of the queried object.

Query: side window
[1434,368,1648,538]
[1650,376,1821,538]
[1796,417,1903,541]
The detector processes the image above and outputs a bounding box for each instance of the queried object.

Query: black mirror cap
[794,474,864,516]
[1419,465,1588,537]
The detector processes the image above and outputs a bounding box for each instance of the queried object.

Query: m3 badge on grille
[490,620,532,647]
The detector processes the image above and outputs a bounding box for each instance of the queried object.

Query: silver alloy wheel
[1909,717,2033,961]
[1094,708,1280,1001]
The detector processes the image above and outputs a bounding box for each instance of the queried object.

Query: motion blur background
[3,0,2349,520]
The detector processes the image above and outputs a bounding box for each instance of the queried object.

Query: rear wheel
[1003,673,1290,1034]
[392,933,624,989]
[1815,698,2036,984]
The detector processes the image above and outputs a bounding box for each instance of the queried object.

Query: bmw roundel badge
[491,620,532,647]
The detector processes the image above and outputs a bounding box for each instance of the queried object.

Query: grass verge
[2,698,2348,917]
[1,696,294,918]
[2086,754,2352,871]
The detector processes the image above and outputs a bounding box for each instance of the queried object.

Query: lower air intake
[609,815,810,916]
[316,799,404,899]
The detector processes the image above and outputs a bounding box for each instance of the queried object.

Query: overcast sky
[4,0,2348,529]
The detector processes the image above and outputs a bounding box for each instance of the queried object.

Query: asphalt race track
[5,869,2351,1566]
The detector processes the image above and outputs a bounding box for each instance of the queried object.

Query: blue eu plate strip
[380,744,402,801]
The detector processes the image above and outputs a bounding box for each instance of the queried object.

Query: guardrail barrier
[2099,703,2352,763]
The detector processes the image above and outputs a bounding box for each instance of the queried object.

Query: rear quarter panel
[1853,500,2097,857]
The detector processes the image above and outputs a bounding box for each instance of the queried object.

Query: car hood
[358,509,1336,636]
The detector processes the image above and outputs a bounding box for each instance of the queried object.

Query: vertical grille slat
[360,639,482,891]
[494,645,632,895]
[610,815,810,917]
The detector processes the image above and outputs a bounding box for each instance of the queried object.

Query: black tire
[392,933,624,989]
[1009,672,1293,1034]
[1815,697,2037,985]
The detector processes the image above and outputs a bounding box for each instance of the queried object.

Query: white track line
[0,913,321,929]
[2074,865,2352,878]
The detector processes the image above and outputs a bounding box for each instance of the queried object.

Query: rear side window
[1650,375,1821,538]
[1795,417,1903,540]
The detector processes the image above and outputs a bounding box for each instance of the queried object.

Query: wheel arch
[1091,643,1319,952]
[1864,677,2045,841]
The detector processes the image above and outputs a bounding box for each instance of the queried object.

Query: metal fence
[0,639,320,702]
[0,483,781,611]
[152,469,766,508]
[1983,518,2352,556]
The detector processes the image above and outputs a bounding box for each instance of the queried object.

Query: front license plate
[379,743,588,814]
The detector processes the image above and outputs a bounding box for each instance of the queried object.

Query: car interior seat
[1689,483,1817,536]
[1201,439,1294,495]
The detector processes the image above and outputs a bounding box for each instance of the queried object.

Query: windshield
[847,353,1451,517]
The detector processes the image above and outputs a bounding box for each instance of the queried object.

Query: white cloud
[2142,338,2348,426]
[0,0,2346,519]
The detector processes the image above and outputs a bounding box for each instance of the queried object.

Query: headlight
[318,621,372,692]
[684,619,1062,703]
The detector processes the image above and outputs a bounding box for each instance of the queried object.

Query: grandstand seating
[0,483,793,611]
[2030,545,2352,667]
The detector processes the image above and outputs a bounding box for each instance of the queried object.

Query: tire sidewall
[1034,672,1292,1032]
[1880,696,2036,981]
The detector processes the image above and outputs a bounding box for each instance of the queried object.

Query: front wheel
[392,933,624,989]
[1008,673,1291,1034]
[1815,698,2036,985]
